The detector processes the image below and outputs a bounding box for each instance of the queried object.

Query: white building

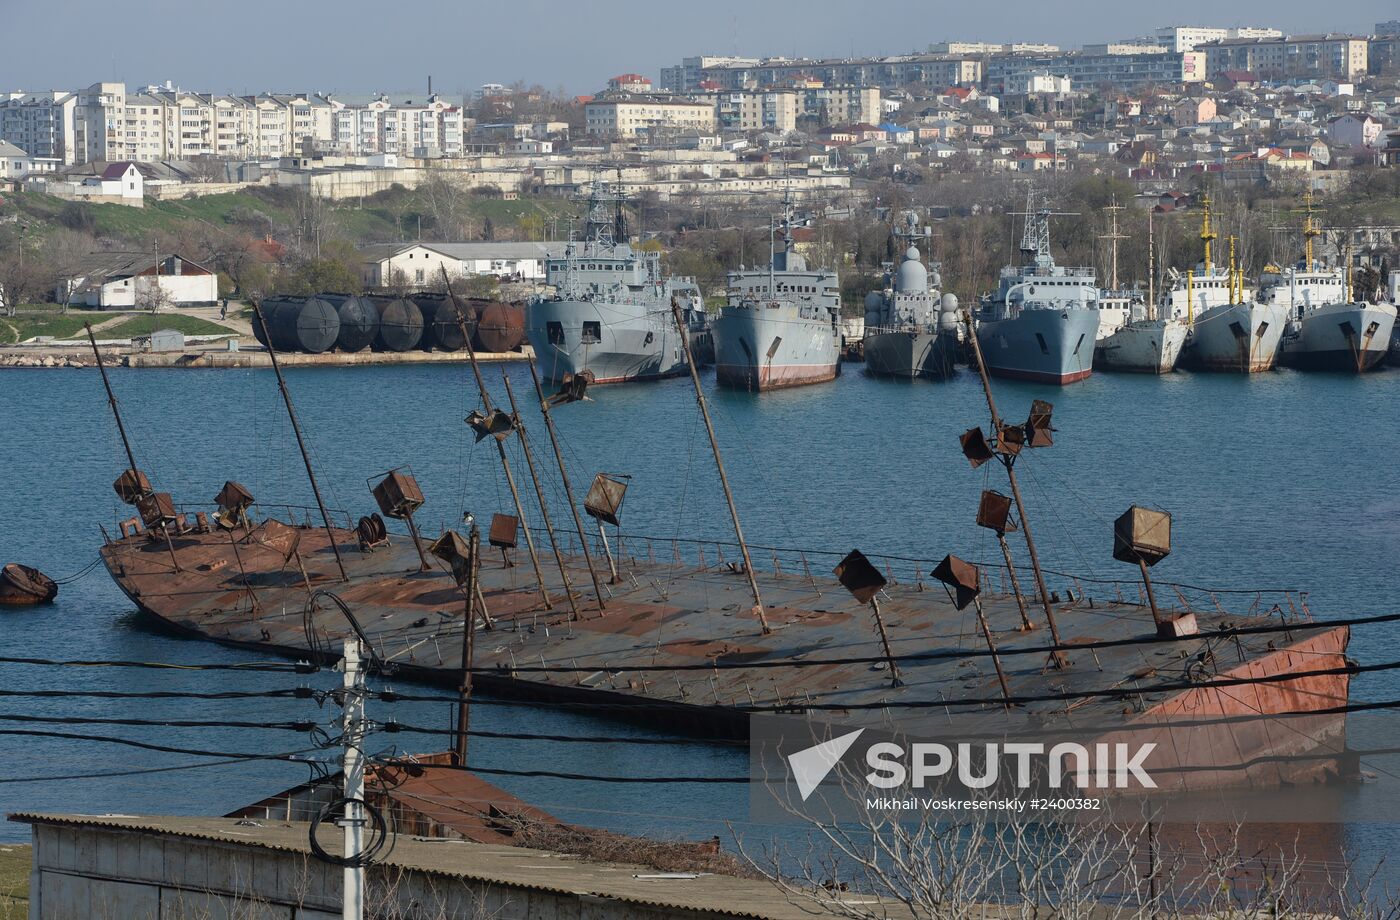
[1327,113,1385,149]
[585,95,716,138]
[0,140,58,180]
[61,252,219,309]
[1154,26,1281,53]
[1,83,466,164]
[0,91,77,163]
[360,242,569,288]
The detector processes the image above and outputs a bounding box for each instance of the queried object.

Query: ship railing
[517,524,1313,626]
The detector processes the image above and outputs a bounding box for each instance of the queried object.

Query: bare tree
[416,172,472,240]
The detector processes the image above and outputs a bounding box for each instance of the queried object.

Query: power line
[0,729,327,761]
[0,655,318,673]
[0,754,317,786]
[0,688,312,701]
[0,714,322,732]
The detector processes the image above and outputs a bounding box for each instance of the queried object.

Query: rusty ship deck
[98,508,1352,788]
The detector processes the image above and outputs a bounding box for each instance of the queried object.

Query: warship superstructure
[712,197,841,391]
[862,214,962,380]
[526,181,705,384]
[974,195,1100,384]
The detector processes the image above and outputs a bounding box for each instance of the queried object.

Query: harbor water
[1,361,1398,854]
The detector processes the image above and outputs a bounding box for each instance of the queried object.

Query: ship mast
[1099,197,1127,290]
[85,325,140,481]
[1147,209,1156,320]
[440,268,553,610]
[249,300,349,582]
[1301,190,1321,272]
[962,312,1069,667]
[669,297,770,635]
[1199,192,1218,274]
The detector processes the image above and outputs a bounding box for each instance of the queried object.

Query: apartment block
[988,50,1205,91]
[584,95,717,138]
[1153,26,1281,52]
[714,91,799,132]
[659,55,762,92]
[0,83,464,164]
[689,54,981,91]
[930,42,1060,55]
[0,91,78,164]
[1203,34,1368,80]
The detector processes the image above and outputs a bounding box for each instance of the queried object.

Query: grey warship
[712,197,841,391]
[526,181,705,384]
[974,194,1100,385]
[862,214,962,380]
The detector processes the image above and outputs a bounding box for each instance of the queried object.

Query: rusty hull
[99,517,1351,782]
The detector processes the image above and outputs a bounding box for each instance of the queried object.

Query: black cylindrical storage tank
[319,292,380,353]
[411,292,470,352]
[257,296,340,354]
[366,294,424,352]
[475,301,526,353]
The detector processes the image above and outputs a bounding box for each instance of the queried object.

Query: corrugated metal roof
[8,813,891,918]
[360,241,569,263]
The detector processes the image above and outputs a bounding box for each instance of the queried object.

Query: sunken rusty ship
[89,298,1353,795]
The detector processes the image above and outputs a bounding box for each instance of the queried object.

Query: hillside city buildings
[2,18,1399,208]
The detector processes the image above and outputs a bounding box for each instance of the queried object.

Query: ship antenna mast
[1199,192,1217,274]
[1302,190,1321,272]
[248,300,349,582]
[85,324,140,479]
[1100,197,1127,290]
[1147,208,1156,320]
[669,296,771,635]
[960,310,1070,668]
[440,267,554,611]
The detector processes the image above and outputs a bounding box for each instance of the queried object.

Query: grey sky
[2,0,1393,96]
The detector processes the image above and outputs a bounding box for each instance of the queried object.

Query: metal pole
[502,372,579,621]
[1138,558,1167,634]
[996,532,1034,631]
[971,596,1013,707]
[402,513,431,572]
[439,270,550,609]
[85,325,140,477]
[526,355,607,611]
[250,300,348,582]
[670,299,770,634]
[340,638,365,920]
[596,520,619,584]
[455,525,480,765]
[869,597,902,687]
[963,311,1067,666]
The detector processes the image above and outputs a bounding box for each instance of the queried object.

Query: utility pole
[339,638,366,920]
[455,525,480,765]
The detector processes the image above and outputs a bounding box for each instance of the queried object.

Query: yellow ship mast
[1199,192,1218,274]
[1228,236,1238,305]
[1301,190,1321,272]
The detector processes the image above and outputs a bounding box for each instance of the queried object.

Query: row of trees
[652,168,1400,309]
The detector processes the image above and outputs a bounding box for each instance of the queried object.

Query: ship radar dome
[895,249,928,294]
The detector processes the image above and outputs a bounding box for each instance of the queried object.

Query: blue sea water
[0,359,1397,862]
